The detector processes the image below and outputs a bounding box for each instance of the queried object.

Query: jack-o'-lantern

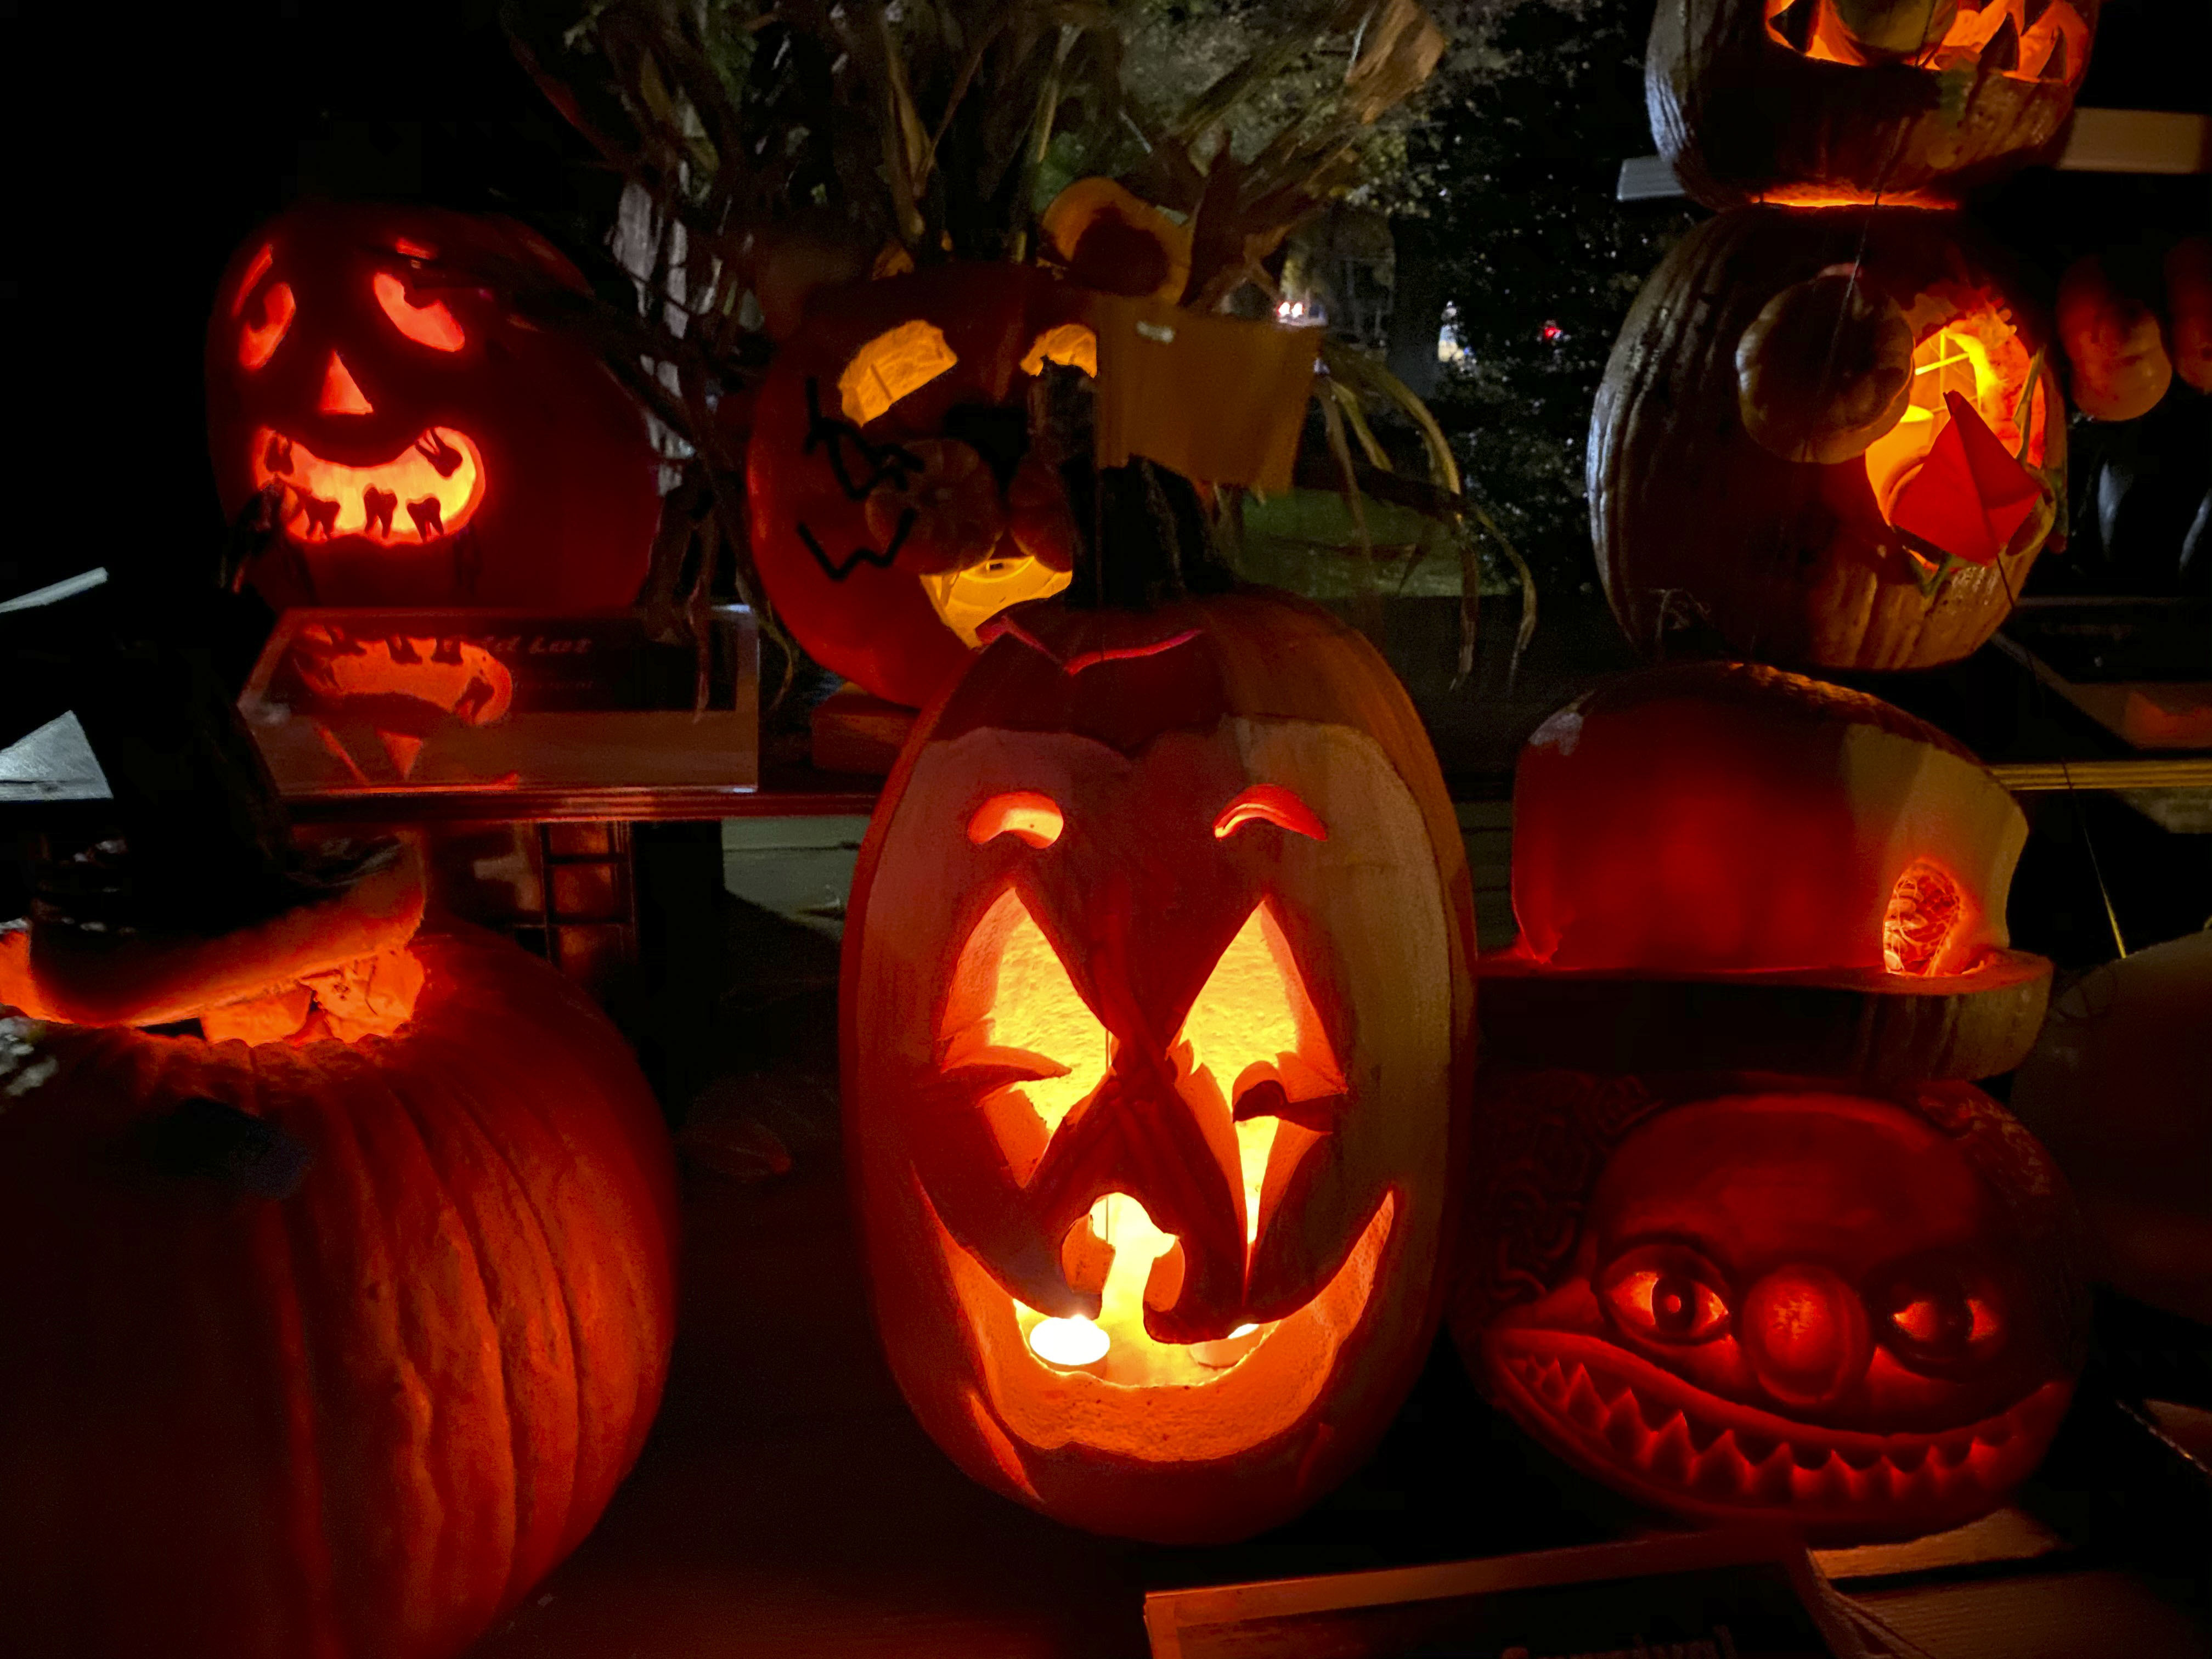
[285,624,516,782]
[1647,0,2099,210]
[1453,1070,2086,1544]
[2057,253,2175,423]
[747,264,1096,708]
[844,586,1476,1542]
[1591,207,2064,671]
[2013,930,2212,1327]
[1483,662,2051,1083]
[206,201,660,612]
[0,849,678,1658]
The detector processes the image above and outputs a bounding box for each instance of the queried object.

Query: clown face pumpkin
[1591,208,2064,672]
[747,264,1093,709]
[1456,1071,2085,1543]
[1648,0,2098,210]
[206,202,659,612]
[844,589,1475,1542]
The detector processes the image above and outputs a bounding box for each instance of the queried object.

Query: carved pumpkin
[844,588,1475,1542]
[1647,0,2099,210]
[206,201,660,612]
[2057,253,2175,423]
[0,868,678,1658]
[747,264,1094,708]
[1591,207,2064,670]
[2013,930,2212,1327]
[1483,662,2051,1084]
[1453,1069,2086,1544]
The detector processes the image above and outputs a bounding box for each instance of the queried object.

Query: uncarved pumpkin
[844,587,1475,1542]
[1590,207,2064,671]
[2057,253,2175,423]
[0,924,678,1659]
[1647,0,2099,210]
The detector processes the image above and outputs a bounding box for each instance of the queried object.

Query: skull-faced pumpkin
[844,589,1475,1542]
[747,264,1092,709]
[1591,208,2064,672]
[1455,1070,2085,1544]
[206,202,659,612]
[1648,0,2099,210]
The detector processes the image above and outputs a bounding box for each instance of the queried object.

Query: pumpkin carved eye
[1600,1243,1733,1344]
[375,271,467,353]
[233,244,295,371]
[1871,1255,2005,1374]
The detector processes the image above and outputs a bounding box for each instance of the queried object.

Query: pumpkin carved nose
[1740,1264,1870,1410]
[319,352,375,416]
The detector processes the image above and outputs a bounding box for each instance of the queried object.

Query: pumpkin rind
[844,588,1475,1542]
[1647,0,2099,211]
[1590,208,2064,670]
[0,927,678,1659]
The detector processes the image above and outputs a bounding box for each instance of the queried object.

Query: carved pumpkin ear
[1736,272,1914,463]
[1040,178,1192,304]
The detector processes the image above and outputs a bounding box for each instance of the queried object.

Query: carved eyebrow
[1214,785,1327,842]
[968,791,1064,848]
[232,244,275,317]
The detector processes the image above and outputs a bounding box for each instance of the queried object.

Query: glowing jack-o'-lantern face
[1593,208,2066,672]
[1647,0,2101,211]
[1462,1074,2085,1543]
[206,202,659,611]
[846,590,1474,1542]
[748,264,1094,709]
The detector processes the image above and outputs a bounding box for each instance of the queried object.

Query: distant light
[1541,321,1564,343]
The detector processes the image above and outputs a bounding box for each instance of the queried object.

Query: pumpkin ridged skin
[1590,208,2064,670]
[0,927,678,1659]
[846,588,1476,1543]
[1647,0,2097,211]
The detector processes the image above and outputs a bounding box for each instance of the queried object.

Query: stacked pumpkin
[1598,0,2108,670]
[0,606,678,1658]
[1453,663,2085,1543]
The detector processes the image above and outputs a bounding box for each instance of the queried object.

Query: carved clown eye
[1871,1254,2005,1374]
[1600,1243,1732,1344]
[374,270,468,353]
[233,245,295,371]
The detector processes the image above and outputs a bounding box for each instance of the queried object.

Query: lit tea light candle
[1028,1314,1110,1367]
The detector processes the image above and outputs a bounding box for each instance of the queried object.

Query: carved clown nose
[1741,1264,1870,1409]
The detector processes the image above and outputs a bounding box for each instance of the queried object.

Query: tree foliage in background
[1411,0,1696,600]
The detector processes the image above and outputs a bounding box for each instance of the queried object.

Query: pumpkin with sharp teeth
[1458,1070,2086,1543]
[747,264,1094,709]
[1648,0,2100,210]
[844,586,1475,1542]
[206,201,659,612]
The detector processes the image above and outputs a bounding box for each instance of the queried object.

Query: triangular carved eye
[1172,902,1345,1252]
[940,887,1113,1184]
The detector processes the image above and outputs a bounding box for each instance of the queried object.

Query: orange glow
[1862,298,2044,525]
[250,424,485,545]
[236,281,296,370]
[1213,784,1328,843]
[1883,860,1965,975]
[318,353,375,416]
[941,889,1113,1183]
[838,320,958,425]
[1173,902,1344,1249]
[294,631,515,726]
[967,792,1064,848]
[1019,323,1100,378]
[232,244,276,314]
[1742,1265,1863,1408]
[918,556,1073,649]
[1028,1314,1111,1367]
[301,946,425,1042]
[393,236,437,259]
[373,272,467,353]
[1765,0,2089,84]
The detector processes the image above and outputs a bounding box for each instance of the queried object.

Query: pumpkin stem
[1036,366,1233,611]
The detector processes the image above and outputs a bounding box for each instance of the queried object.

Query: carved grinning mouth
[1489,1328,2071,1530]
[927,1183,1396,1463]
[251,425,485,546]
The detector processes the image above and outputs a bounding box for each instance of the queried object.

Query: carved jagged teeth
[1602,1394,1649,1463]
[1889,1439,1931,1474]
[1978,1414,2015,1448]
[1734,1429,1779,1466]
[1889,1458,1945,1510]
[1564,1366,1610,1435]
[1684,1413,1727,1454]
[1689,1431,1745,1498]
[1647,1412,1696,1487]
[1932,1432,1975,1470]
[1750,1444,1797,1504]
[1589,1369,1635,1409]
[1537,1359,1569,1404]
[1836,1439,1886,1472]
[1792,1438,1832,1471]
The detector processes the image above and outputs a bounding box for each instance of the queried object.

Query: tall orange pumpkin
[0,906,678,1659]
[844,586,1475,1542]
